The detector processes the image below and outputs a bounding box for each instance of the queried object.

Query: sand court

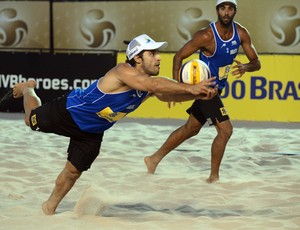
[0,112,300,229]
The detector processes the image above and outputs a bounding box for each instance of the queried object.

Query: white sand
[1,113,300,230]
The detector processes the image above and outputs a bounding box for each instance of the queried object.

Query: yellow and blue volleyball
[179,60,211,84]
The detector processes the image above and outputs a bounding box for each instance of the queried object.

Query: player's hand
[190,77,216,95]
[196,84,218,100]
[231,59,246,78]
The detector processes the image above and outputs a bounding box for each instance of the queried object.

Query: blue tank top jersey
[66,79,148,133]
[200,22,241,90]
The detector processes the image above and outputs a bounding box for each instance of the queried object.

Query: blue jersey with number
[200,22,241,90]
[66,79,148,133]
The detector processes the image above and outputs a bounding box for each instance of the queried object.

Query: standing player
[144,0,261,183]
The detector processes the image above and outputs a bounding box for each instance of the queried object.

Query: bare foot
[13,80,36,98]
[206,176,219,184]
[42,201,55,215]
[144,156,157,174]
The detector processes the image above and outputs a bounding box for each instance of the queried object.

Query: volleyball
[179,59,211,84]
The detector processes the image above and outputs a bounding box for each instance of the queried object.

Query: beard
[218,14,234,27]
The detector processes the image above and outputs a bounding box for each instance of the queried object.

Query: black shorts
[29,95,103,172]
[186,94,230,126]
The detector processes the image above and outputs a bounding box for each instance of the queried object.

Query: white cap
[216,0,237,7]
[126,34,168,60]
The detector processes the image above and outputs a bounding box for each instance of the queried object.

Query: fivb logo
[80,9,115,48]
[177,8,210,41]
[271,6,300,46]
[0,8,28,47]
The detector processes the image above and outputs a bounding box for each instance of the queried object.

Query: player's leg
[13,80,41,126]
[42,132,103,215]
[207,119,233,183]
[144,113,203,174]
[42,160,82,215]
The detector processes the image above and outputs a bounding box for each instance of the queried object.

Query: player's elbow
[254,59,261,71]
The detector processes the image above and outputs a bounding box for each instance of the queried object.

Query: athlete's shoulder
[193,24,214,41]
[234,21,250,35]
[110,62,137,76]
[114,62,130,71]
[198,23,213,34]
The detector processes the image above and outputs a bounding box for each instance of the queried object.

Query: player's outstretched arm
[154,77,217,102]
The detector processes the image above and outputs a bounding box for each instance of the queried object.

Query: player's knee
[61,170,81,186]
[184,123,201,137]
[70,171,81,182]
[190,126,201,136]
[66,162,82,181]
[69,166,81,178]
[220,125,233,140]
[227,126,233,138]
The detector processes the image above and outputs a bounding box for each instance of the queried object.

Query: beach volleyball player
[145,0,261,183]
[13,34,218,215]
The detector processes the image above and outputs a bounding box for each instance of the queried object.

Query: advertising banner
[0,52,116,112]
[52,0,300,53]
[1,1,299,53]
[0,1,50,49]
